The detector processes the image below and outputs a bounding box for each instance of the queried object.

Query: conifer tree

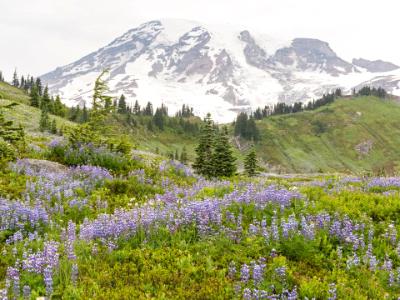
[12,69,19,87]
[212,126,236,177]
[29,84,40,107]
[0,71,4,82]
[82,104,89,123]
[180,146,188,164]
[144,102,153,116]
[41,86,51,111]
[244,148,258,177]
[117,94,127,114]
[153,107,165,130]
[53,95,65,117]
[50,119,57,134]
[35,78,43,96]
[193,113,215,177]
[39,109,50,132]
[133,100,141,115]
[90,70,113,130]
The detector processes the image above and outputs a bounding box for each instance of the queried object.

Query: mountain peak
[352,58,399,73]
[41,19,400,121]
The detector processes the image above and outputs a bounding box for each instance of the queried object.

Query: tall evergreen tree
[12,69,19,87]
[29,84,40,107]
[133,100,141,115]
[39,109,50,132]
[153,107,165,130]
[244,148,258,177]
[0,71,4,82]
[212,126,236,177]
[144,102,153,116]
[117,94,127,114]
[41,86,51,111]
[53,95,65,117]
[35,78,43,96]
[81,104,89,123]
[91,70,113,128]
[50,119,57,134]
[180,146,188,164]
[193,113,215,177]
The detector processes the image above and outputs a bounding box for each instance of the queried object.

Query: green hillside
[0,81,199,159]
[255,96,400,174]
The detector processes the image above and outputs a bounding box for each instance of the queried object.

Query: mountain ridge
[41,19,400,122]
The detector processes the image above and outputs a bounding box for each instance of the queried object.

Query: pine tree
[212,126,236,177]
[39,109,50,132]
[82,104,89,123]
[0,71,4,82]
[244,148,258,177]
[133,100,141,115]
[12,69,19,87]
[91,70,113,130]
[153,107,164,130]
[144,102,153,116]
[29,84,40,107]
[180,146,188,164]
[41,86,51,111]
[35,78,43,96]
[193,113,215,177]
[50,119,57,134]
[117,94,127,114]
[53,95,65,117]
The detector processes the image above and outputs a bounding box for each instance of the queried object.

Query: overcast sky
[0,0,399,79]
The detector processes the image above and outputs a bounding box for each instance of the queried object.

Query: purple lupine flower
[23,285,31,299]
[243,288,252,300]
[275,266,286,281]
[43,265,53,296]
[328,283,336,300]
[253,263,264,286]
[6,266,20,298]
[241,263,250,283]
[228,261,236,279]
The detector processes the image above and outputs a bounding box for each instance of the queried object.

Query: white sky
[0,0,399,79]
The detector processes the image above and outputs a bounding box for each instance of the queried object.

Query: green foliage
[193,113,216,177]
[244,147,258,176]
[212,126,237,177]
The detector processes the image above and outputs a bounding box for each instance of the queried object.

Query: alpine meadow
[1,1,400,299]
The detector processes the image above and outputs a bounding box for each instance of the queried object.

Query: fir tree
[39,109,50,132]
[244,148,258,177]
[41,86,51,111]
[91,70,113,130]
[29,84,40,107]
[193,113,215,177]
[12,69,19,87]
[50,119,57,134]
[35,78,43,96]
[153,107,165,130]
[117,94,127,114]
[0,71,4,82]
[133,100,141,115]
[144,102,153,116]
[53,95,65,117]
[81,104,89,123]
[212,126,236,177]
[180,146,188,164]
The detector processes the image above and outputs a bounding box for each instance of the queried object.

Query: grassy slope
[0,82,75,133]
[0,82,199,158]
[256,96,400,174]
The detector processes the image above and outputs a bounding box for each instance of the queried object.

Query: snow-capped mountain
[41,19,400,122]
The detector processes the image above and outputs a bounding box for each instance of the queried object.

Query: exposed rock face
[41,19,400,122]
[271,38,354,75]
[352,58,399,73]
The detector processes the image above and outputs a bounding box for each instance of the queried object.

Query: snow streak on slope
[41,19,400,122]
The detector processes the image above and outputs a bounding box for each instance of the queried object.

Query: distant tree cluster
[193,114,236,178]
[356,86,387,98]
[234,112,260,141]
